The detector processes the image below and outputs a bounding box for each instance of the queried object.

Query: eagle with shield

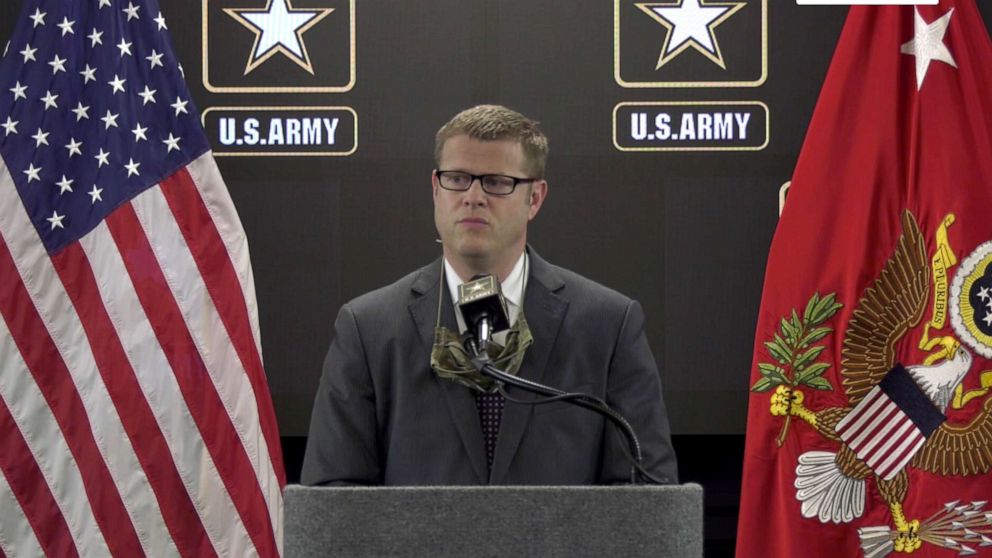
[764,210,992,556]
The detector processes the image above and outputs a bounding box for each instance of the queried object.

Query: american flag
[835,365,945,481]
[0,0,285,556]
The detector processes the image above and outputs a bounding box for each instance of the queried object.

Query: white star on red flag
[901,8,958,90]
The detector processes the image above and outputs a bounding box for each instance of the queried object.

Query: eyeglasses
[435,170,536,196]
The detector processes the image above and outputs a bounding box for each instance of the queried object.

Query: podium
[283,484,703,557]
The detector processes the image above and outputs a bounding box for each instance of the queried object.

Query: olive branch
[751,292,842,445]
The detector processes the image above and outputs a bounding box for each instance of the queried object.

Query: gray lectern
[283,484,703,557]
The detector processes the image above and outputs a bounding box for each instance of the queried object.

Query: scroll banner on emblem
[738,1,992,557]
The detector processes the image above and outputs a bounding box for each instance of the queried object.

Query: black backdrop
[5,1,992,554]
[4,0,992,436]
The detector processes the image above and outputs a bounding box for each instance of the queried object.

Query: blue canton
[0,0,209,253]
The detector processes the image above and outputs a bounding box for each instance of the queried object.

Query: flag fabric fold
[738,1,992,557]
[0,0,285,556]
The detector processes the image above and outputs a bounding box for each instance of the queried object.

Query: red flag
[738,1,992,556]
[0,0,285,555]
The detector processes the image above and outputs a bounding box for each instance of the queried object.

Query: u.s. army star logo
[224,0,334,75]
[635,0,745,70]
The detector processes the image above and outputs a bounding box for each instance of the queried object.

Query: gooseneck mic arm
[456,273,667,484]
[462,338,666,485]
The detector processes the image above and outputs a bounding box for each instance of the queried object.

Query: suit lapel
[408,259,488,483]
[490,250,569,483]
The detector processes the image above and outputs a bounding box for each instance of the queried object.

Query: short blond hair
[434,105,549,178]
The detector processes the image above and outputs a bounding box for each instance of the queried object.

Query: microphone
[456,274,510,354]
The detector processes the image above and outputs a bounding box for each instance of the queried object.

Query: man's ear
[527,180,548,219]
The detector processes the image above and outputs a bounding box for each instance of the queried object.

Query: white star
[162,133,181,152]
[984,312,992,327]
[640,0,745,70]
[171,97,189,116]
[101,110,119,129]
[146,50,164,69]
[89,185,103,204]
[132,123,148,142]
[23,163,41,183]
[901,8,957,91]
[169,97,189,116]
[65,138,83,157]
[56,175,74,194]
[88,28,103,47]
[19,44,37,62]
[225,0,333,74]
[978,286,991,301]
[48,54,67,74]
[80,64,97,83]
[124,158,141,177]
[32,128,49,147]
[117,38,133,57]
[154,12,168,30]
[108,74,126,94]
[47,211,66,230]
[29,8,46,27]
[9,81,27,100]
[138,85,156,105]
[123,2,140,21]
[98,0,111,8]
[95,148,111,167]
[57,16,75,36]
[40,90,59,110]
[72,102,90,121]
[1,116,17,136]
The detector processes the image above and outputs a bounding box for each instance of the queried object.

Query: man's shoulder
[533,255,633,310]
[343,261,437,316]
[531,256,644,337]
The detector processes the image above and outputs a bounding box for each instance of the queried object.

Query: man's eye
[485,177,512,188]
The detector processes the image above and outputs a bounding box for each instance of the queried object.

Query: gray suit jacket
[301,249,678,485]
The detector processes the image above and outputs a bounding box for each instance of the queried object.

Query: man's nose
[462,178,488,206]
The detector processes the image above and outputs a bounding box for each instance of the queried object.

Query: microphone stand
[463,337,664,485]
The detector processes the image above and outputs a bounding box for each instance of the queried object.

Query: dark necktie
[475,391,505,475]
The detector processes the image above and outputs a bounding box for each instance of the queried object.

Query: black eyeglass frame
[434,169,538,196]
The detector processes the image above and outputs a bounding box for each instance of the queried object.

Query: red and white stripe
[835,386,927,481]
[0,153,284,557]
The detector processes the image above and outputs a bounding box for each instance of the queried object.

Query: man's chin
[456,247,490,261]
[449,241,494,262]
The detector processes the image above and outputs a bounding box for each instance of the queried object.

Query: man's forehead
[443,134,521,148]
[439,135,525,161]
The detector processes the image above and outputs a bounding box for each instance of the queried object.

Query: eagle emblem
[756,210,992,556]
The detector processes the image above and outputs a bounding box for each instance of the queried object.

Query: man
[302,105,677,485]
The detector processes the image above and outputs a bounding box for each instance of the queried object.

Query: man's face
[433,134,547,276]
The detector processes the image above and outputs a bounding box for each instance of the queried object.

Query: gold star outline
[636,0,746,71]
[224,0,334,76]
